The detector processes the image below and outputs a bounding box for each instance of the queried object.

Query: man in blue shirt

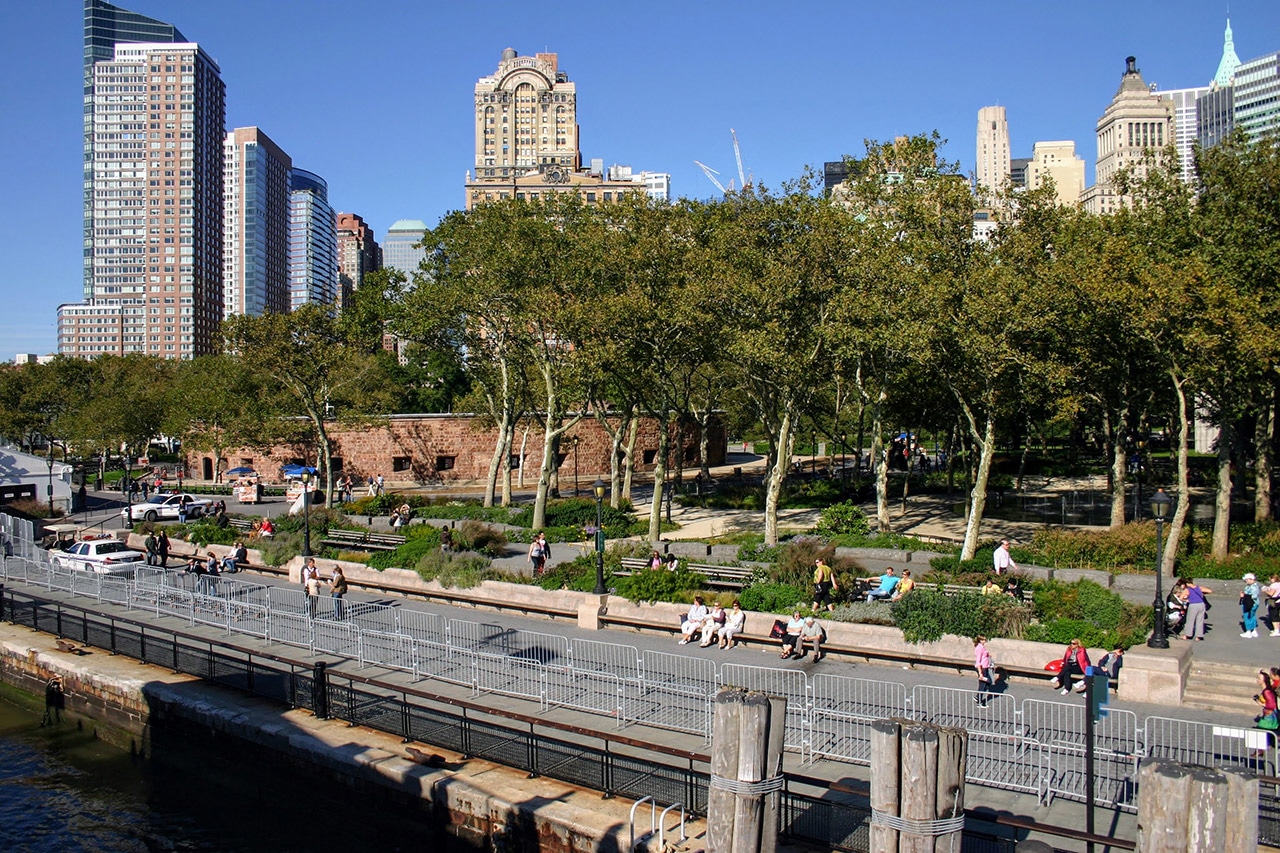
[866,568,900,602]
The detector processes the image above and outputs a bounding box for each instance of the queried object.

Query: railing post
[313,660,329,720]
[56,605,63,638]
[0,582,5,622]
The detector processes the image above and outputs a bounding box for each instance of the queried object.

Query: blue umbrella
[225,466,256,476]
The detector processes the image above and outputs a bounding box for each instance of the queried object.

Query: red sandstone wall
[192,413,726,486]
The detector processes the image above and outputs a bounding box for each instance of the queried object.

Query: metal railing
[2,537,1279,847]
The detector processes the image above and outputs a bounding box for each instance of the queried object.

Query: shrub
[255,532,305,566]
[10,499,60,519]
[614,567,709,604]
[508,497,634,530]
[183,518,239,547]
[536,554,602,592]
[453,519,508,557]
[825,601,897,626]
[1026,579,1151,649]
[1029,524,1159,572]
[407,549,494,587]
[813,500,870,538]
[737,582,809,615]
[890,590,1028,644]
[369,528,443,570]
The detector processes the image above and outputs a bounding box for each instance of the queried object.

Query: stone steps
[1183,660,1269,716]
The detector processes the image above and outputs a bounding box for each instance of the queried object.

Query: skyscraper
[1026,141,1085,206]
[1196,18,1280,152]
[223,127,292,318]
[82,0,187,302]
[1080,57,1174,215]
[975,106,1011,195]
[1154,86,1208,179]
[380,220,428,278]
[289,170,339,310]
[59,34,226,359]
[336,213,380,309]
[464,48,646,209]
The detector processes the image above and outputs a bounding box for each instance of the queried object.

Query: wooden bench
[614,557,751,590]
[321,528,406,552]
[227,518,256,532]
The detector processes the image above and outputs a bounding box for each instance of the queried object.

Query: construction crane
[695,130,751,196]
[693,160,727,195]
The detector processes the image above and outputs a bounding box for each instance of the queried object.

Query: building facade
[380,219,428,277]
[1026,141,1085,206]
[1155,86,1208,180]
[1234,52,1280,142]
[1081,57,1174,215]
[82,0,187,302]
[464,48,647,209]
[288,169,339,310]
[975,106,1011,195]
[222,127,292,318]
[335,212,380,310]
[59,37,226,359]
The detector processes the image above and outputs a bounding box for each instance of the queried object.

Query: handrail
[658,802,686,848]
[628,796,655,853]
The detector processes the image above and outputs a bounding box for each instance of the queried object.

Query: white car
[121,493,212,523]
[52,539,145,575]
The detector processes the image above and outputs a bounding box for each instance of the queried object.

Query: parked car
[121,493,211,523]
[51,538,145,575]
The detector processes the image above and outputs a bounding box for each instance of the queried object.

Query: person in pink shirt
[974,636,995,707]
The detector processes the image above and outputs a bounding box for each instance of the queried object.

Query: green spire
[1213,17,1241,87]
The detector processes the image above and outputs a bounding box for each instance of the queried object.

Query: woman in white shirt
[719,601,746,649]
[679,596,709,645]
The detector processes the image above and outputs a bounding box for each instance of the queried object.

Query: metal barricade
[547,666,626,724]
[361,629,416,672]
[913,685,1032,794]
[268,610,314,651]
[630,650,716,738]
[312,617,360,656]
[345,599,399,635]
[1144,714,1277,779]
[395,609,444,643]
[474,650,548,707]
[570,638,642,680]
[810,674,909,765]
[721,663,811,753]
[447,619,570,667]
[1026,700,1140,809]
[412,637,473,686]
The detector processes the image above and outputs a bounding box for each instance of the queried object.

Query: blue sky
[2,0,1278,357]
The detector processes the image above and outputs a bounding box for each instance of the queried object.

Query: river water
[0,687,462,853]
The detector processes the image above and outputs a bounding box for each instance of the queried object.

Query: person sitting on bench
[866,568,900,602]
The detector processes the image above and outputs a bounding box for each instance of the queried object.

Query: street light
[811,430,817,477]
[592,478,607,595]
[840,432,847,483]
[1147,488,1172,649]
[571,435,580,497]
[300,470,312,558]
[123,447,134,527]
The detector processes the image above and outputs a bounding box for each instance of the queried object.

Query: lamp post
[840,432,847,483]
[300,470,312,558]
[571,435,580,497]
[592,478,607,595]
[811,430,817,477]
[123,447,134,527]
[1147,488,1172,649]
[46,441,55,514]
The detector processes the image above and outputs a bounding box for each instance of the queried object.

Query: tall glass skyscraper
[224,128,292,317]
[380,220,428,277]
[289,170,338,310]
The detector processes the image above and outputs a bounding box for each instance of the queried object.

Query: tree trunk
[762,412,794,547]
[316,419,333,508]
[648,408,671,542]
[1255,385,1275,523]
[872,394,891,532]
[1211,422,1233,560]
[483,394,511,508]
[1162,370,1192,576]
[698,409,712,482]
[959,401,997,562]
[499,419,514,507]
[622,415,638,508]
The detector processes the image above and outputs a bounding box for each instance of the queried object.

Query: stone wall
[192,412,727,488]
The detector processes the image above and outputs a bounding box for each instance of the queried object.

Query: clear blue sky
[2,0,1277,357]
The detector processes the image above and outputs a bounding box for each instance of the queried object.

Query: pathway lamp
[301,470,312,558]
[571,435,580,497]
[1147,488,1172,649]
[592,478,607,595]
[811,430,817,477]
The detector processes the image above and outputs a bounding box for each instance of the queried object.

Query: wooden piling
[758,695,787,853]
[900,722,940,853]
[932,725,967,853]
[870,718,902,851]
[731,691,771,853]
[708,688,742,853]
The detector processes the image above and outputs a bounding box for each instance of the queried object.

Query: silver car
[52,539,145,575]
[120,493,212,523]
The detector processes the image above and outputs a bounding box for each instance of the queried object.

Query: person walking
[811,558,838,612]
[177,494,189,525]
[1265,575,1280,636]
[376,474,384,496]
[974,636,995,706]
[144,532,158,567]
[993,539,1017,575]
[330,566,349,620]
[366,475,376,497]
[1181,577,1212,641]
[1241,572,1262,638]
[529,535,546,578]
[156,530,170,568]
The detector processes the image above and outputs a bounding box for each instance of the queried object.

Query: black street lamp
[592,478,607,595]
[811,430,817,477]
[1148,488,1172,649]
[123,448,134,527]
[840,432,847,483]
[300,470,313,558]
[46,441,55,515]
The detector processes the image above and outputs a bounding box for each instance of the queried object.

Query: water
[0,687,466,853]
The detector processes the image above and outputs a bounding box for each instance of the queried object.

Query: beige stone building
[1081,56,1175,215]
[464,48,643,209]
[1026,141,1085,206]
[975,106,1011,195]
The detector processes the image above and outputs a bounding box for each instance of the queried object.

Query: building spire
[1213,16,1241,87]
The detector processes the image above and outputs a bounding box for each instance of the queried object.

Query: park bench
[321,528,406,552]
[227,518,255,532]
[614,556,750,590]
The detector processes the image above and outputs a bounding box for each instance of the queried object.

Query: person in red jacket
[1049,638,1091,696]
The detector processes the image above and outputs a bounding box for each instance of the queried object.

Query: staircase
[1183,660,1269,716]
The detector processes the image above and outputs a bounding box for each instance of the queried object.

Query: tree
[163,355,277,483]
[223,304,396,506]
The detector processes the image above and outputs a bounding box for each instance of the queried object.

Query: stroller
[1165,592,1187,636]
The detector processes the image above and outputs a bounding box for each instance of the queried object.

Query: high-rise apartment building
[336,213,380,309]
[289,170,339,310]
[223,127,292,318]
[58,34,226,359]
[1154,86,1208,179]
[464,48,646,209]
[1080,57,1174,215]
[82,0,187,302]
[975,106,1012,194]
[381,220,428,278]
[1196,18,1280,151]
[1026,141,1085,206]
[1009,157,1031,188]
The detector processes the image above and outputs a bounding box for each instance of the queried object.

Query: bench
[227,518,255,532]
[614,557,751,590]
[321,528,406,552]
